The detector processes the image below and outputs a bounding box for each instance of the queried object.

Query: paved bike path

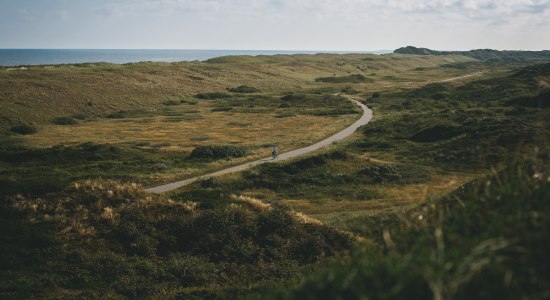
[145,99,373,194]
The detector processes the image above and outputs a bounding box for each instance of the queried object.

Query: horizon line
[0,48,393,52]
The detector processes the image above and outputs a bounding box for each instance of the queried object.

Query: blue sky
[1,0,549,50]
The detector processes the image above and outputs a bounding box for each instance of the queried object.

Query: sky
[0,0,549,51]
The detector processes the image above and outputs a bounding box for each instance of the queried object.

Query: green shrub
[507,90,550,108]
[341,86,358,94]
[51,117,78,125]
[409,124,463,142]
[280,94,306,101]
[190,145,247,160]
[315,74,374,83]
[228,85,260,93]
[359,164,402,183]
[10,124,37,135]
[1,179,354,298]
[211,107,233,112]
[195,92,232,99]
[162,100,180,106]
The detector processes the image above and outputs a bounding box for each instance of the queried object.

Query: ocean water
[0,49,391,67]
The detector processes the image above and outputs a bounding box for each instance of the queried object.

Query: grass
[0,88,367,208]
[256,155,550,300]
[0,180,353,299]
[0,53,481,127]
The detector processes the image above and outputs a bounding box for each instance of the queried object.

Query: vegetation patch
[315,74,374,83]
[190,145,247,160]
[359,164,431,184]
[1,180,353,298]
[409,124,463,143]
[195,92,232,99]
[106,109,155,119]
[228,85,261,93]
[10,124,37,135]
[162,100,181,106]
[260,158,550,300]
[51,117,78,125]
[211,106,233,112]
[507,89,550,108]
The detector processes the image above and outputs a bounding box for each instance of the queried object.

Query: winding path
[439,71,483,82]
[145,99,373,194]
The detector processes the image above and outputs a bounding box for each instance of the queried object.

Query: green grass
[0,180,353,299]
[256,155,550,300]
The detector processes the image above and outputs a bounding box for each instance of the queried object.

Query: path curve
[439,71,483,82]
[145,99,373,194]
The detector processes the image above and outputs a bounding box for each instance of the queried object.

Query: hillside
[395,46,550,60]
[1,52,550,299]
[0,53,476,127]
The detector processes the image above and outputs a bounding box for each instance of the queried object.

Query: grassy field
[1,52,549,298]
[0,53,479,127]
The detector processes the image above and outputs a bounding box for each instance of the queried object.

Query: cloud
[92,0,548,18]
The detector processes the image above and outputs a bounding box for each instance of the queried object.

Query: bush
[315,74,374,83]
[211,107,233,112]
[359,164,401,183]
[195,92,232,99]
[341,86,358,94]
[280,94,306,101]
[1,179,354,298]
[162,100,180,106]
[51,117,78,125]
[410,124,463,142]
[228,85,260,93]
[10,124,37,135]
[190,145,247,160]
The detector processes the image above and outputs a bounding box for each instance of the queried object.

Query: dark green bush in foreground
[0,180,353,298]
[190,145,247,160]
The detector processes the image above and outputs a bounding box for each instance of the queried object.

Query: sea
[0,49,392,67]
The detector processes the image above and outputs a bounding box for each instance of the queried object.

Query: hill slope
[395,46,550,60]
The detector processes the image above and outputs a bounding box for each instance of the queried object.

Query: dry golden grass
[26,102,356,153]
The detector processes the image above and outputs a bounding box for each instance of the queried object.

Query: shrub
[162,100,180,106]
[341,86,358,94]
[410,124,463,142]
[190,145,247,160]
[280,94,306,101]
[315,74,374,83]
[51,117,78,125]
[10,124,37,135]
[359,164,401,183]
[211,107,233,112]
[228,85,260,93]
[195,92,232,99]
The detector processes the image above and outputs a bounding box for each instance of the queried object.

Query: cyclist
[271,146,279,159]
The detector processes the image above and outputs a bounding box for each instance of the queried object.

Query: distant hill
[395,46,550,60]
